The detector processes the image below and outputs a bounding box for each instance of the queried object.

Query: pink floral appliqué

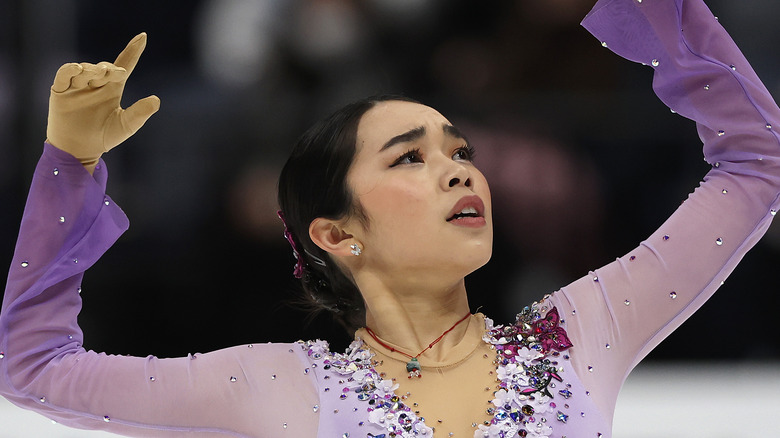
[480,303,574,438]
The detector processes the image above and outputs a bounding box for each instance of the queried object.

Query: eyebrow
[379,124,468,152]
[380,126,427,152]
[443,124,468,143]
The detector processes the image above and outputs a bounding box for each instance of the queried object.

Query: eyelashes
[390,147,423,167]
[455,144,477,161]
[390,144,475,167]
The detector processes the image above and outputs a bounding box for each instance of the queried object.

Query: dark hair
[277,94,419,333]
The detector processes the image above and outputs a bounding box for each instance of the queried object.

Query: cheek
[360,182,431,230]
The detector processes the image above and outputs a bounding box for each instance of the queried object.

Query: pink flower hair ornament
[277,210,305,279]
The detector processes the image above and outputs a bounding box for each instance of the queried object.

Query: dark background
[1,0,779,360]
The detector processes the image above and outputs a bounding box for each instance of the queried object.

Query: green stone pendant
[406,357,421,378]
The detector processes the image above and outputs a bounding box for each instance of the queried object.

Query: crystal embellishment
[306,303,574,438]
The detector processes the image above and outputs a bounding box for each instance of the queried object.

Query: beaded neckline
[301,301,574,438]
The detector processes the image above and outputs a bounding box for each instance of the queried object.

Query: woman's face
[346,100,493,285]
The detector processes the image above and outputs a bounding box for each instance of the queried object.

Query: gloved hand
[46,32,160,172]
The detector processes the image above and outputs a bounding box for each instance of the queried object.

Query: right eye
[390,148,424,167]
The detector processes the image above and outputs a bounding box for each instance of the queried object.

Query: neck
[357,275,473,361]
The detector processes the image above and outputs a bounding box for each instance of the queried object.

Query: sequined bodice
[302,305,609,438]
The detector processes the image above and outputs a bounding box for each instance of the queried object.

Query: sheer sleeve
[0,144,319,437]
[546,0,780,419]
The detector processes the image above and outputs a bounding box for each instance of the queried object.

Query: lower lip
[448,217,487,228]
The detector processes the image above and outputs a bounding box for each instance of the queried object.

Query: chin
[463,244,493,276]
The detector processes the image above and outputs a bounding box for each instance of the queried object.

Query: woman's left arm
[548,0,780,417]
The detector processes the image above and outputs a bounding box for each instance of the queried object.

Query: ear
[309,217,356,257]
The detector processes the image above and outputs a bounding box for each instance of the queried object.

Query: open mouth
[446,195,485,225]
[447,206,481,221]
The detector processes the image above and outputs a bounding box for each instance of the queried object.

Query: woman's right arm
[1,35,319,437]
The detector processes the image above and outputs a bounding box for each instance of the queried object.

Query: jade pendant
[406,357,422,378]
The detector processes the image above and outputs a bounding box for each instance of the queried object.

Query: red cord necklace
[364,312,472,378]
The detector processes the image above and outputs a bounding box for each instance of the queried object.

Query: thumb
[104,95,161,151]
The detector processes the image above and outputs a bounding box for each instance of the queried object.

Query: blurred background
[0,0,779,436]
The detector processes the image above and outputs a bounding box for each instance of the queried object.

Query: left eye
[452,145,476,161]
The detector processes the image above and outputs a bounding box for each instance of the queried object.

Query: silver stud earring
[350,243,362,256]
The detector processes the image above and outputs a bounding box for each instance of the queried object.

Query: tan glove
[46,33,160,173]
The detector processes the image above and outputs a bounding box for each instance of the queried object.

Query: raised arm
[547,0,780,419]
[1,35,318,437]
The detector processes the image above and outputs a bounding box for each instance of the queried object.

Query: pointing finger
[51,63,83,93]
[113,32,148,76]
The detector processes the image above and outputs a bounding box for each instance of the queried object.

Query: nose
[449,176,471,187]
[443,163,472,189]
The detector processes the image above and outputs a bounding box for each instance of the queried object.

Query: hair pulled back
[277,95,419,333]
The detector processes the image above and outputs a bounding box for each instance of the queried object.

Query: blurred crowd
[1,0,779,359]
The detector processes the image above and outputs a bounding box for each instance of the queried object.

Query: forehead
[356,101,451,151]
